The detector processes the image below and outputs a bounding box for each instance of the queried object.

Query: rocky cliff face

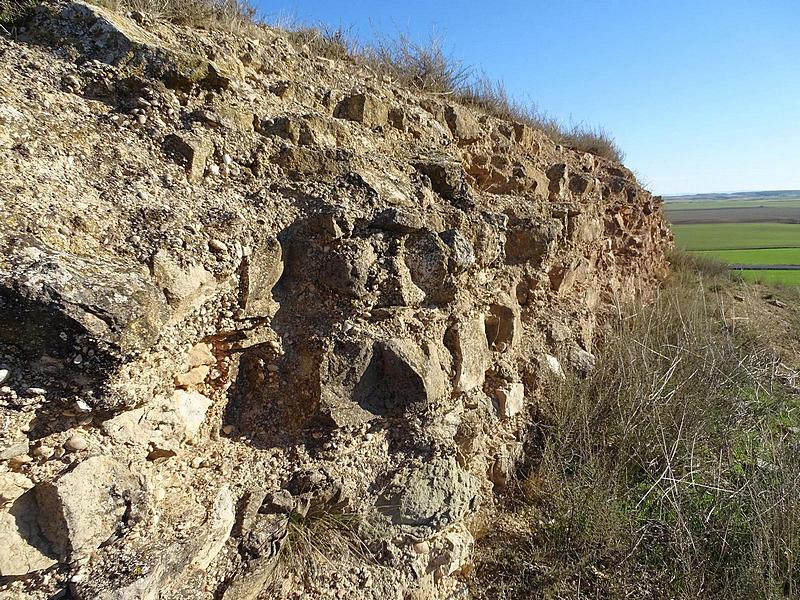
[0,3,672,598]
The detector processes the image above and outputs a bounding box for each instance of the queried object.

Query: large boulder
[317,337,448,426]
[0,237,169,408]
[0,473,57,577]
[378,457,479,537]
[35,455,141,561]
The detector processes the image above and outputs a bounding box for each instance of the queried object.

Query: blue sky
[257,1,800,196]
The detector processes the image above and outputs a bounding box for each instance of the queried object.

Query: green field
[669,199,800,285]
[665,198,800,211]
[696,248,800,265]
[672,223,800,251]
[737,270,800,285]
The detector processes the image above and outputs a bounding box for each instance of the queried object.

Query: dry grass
[361,33,472,94]
[270,22,624,162]
[87,0,258,31]
[262,508,372,594]
[470,253,800,599]
[10,0,624,162]
[456,76,624,161]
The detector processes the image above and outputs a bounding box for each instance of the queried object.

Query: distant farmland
[665,191,800,285]
[672,223,800,250]
[667,206,800,224]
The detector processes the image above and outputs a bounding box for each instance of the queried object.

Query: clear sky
[257,0,800,196]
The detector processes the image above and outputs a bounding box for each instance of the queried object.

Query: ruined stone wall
[0,3,672,598]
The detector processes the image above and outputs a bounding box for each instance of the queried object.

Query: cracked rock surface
[0,2,672,598]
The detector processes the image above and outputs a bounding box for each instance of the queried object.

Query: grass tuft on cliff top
[299,29,625,163]
[469,251,800,599]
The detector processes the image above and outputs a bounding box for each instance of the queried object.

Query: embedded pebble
[208,239,228,253]
[64,435,89,452]
[26,387,47,396]
[0,369,8,384]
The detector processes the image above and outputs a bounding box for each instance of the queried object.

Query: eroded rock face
[0,3,672,599]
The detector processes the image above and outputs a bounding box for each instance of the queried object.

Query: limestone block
[334,92,388,127]
[444,104,481,144]
[190,486,235,570]
[495,382,524,419]
[378,457,479,536]
[0,473,56,576]
[163,133,214,182]
[187,342,215,368]
[151,249,216,315]
[35,456,140,561]
[240,237,283,317]
[446,316,489,394]
[404,231,454,303]
[318,337,448,426]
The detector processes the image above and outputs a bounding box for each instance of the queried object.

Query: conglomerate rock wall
[0,3,672,598]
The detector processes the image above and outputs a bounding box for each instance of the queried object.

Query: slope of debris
[0,3,672,599]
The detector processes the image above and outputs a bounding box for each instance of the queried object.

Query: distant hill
[664,190,800,203]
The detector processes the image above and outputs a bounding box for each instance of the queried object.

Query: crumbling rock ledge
[0,3,671,599]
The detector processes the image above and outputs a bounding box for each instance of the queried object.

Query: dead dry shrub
[260,507,372,595]
[361,33,472,94]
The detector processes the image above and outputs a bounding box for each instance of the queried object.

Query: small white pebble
[0,369,8,384]
[74,399,92,413]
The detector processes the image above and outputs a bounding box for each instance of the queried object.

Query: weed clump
[0,0,38,29]
[470,255,800,599]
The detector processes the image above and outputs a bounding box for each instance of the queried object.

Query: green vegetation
[698,248,800,265]
[665,190,800,205]
[739,270,800,286]
[673,223,800,251]
[470,256,800,599]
